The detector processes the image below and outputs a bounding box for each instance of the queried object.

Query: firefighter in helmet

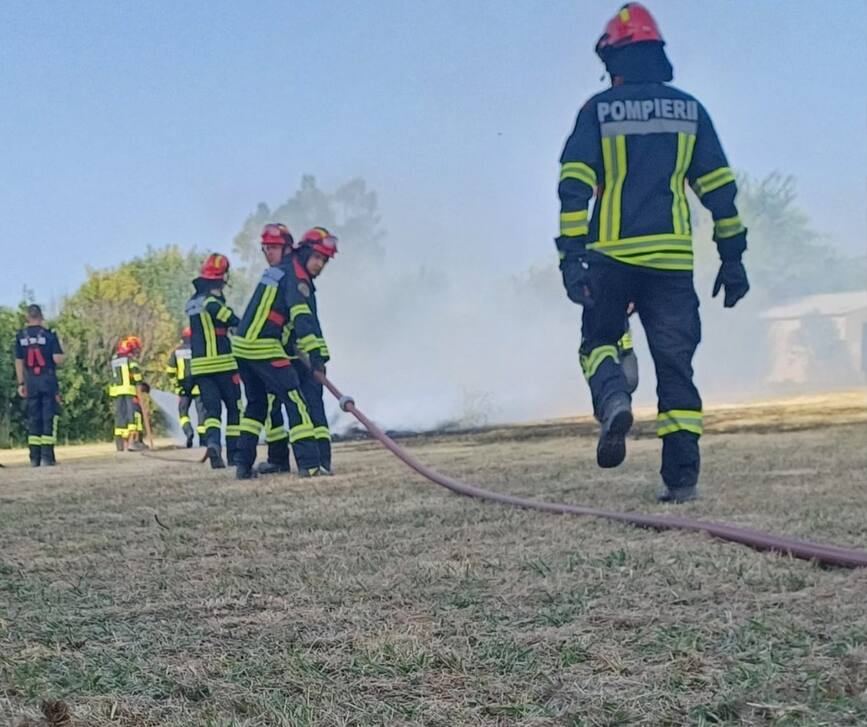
[14,304,64,466]
[232,224,330,479]
[166,327,205,448]
[109,335,152,451]
[260,227,338,476]
[556,3,749,502]
[185,254,241,468]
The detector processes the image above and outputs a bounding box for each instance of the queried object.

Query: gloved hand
[308,350,327,374]
[712,260,750,308]
[560,253,594,308]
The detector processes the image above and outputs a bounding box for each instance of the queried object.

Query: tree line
[1,173,863,446]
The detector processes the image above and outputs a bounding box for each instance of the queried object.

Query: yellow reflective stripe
[580,345,619,380]
[179,415,191,426]
[289,304,312,323]
[230,338,286,361]
[190,354,237,374]
[313,426,331,441]
[266,426,288,442]
[599,135,627,241]
[588,234,695,271]
[240,417,262,436]
[248,286,277,340]
[204,417,222,429]
[297,334,319,353]
[714,215,745,239]
[559,210,589,237]
[692,166,735,197]
[109,384,136,396]
[225,425,240,437]
[559,161,597,188]
[656,409,703,436]
[201,310,218,360]
[114,427,128,437]
[216,306,233,323]
[619,331,633,351]
[670,132,696,235]
[287,390,315,442]
[28,435,41,446]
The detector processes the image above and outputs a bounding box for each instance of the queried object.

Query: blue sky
[1,0,865,307]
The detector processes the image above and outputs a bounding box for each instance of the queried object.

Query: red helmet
[298,227,339,259]
[596,3,663,57]
[116,339,129,355]
[125,335,142,353]
[200,253,230,281]
[181,326,192,339]
[261,223,293,247]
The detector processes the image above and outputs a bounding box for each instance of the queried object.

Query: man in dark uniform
[232,224,326,480]
[260,226,339,476]
[556,3,750,502]
[14,304,64,466]
[166,327,205,448]
[186,254,241,469]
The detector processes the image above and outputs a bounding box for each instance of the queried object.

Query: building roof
[761,291,867,320]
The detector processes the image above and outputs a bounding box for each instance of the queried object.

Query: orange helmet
[116,339,129,355]
[298,227,339,259]
[200,253,230,281]
[596,3,663,57]
[261,223,293,247]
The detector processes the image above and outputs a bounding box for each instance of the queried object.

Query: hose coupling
[338,395,355,412]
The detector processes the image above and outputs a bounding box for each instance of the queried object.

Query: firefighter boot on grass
[207,444,225,469]
[657,485,699,504]
[597,393,633,469]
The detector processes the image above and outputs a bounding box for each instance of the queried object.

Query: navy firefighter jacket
[557,82,747,272]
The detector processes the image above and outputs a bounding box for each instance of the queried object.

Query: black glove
[308,350,327,374]
[712,260,750,308]
[559,253,594,308]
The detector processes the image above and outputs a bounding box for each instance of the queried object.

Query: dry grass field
[1,391,866,726]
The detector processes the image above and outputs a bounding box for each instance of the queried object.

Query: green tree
[230,175,385,300]
[0,306,27,447]
[691,172,867,302]
[54,248,198,441]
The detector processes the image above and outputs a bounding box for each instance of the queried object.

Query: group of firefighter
[109,224,339,480]
[14,4,751,502]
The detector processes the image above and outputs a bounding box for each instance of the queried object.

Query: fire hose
[314,371,867,569]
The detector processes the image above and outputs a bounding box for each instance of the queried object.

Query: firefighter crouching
[186,254,241,469]
[261,227,338,476]
[556,3,749,503]
[14,304,64,466]
[232,224,328,480]
[166,327,205,448]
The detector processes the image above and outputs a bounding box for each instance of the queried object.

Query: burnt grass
[1,395,866,726]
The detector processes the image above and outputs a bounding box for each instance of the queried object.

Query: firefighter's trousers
[294,360,331,470]
[195,371,241,464]
[236,358,320,473]
[25,374,59,463]
[178,392,205,444]
[579,255,703,488]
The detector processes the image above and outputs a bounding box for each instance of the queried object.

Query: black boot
[207,444,225,469]
[183,424,194,449]
[29,445,41,467]
[41,445,56,467]
[596,393,633,468]
[235,461,258,480]
[656,485,699,503]
[115,437,125,452]
[258,441,290,475]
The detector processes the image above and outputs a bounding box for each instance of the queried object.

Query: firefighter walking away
[556,3,750,502]
[14,304,64,466]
